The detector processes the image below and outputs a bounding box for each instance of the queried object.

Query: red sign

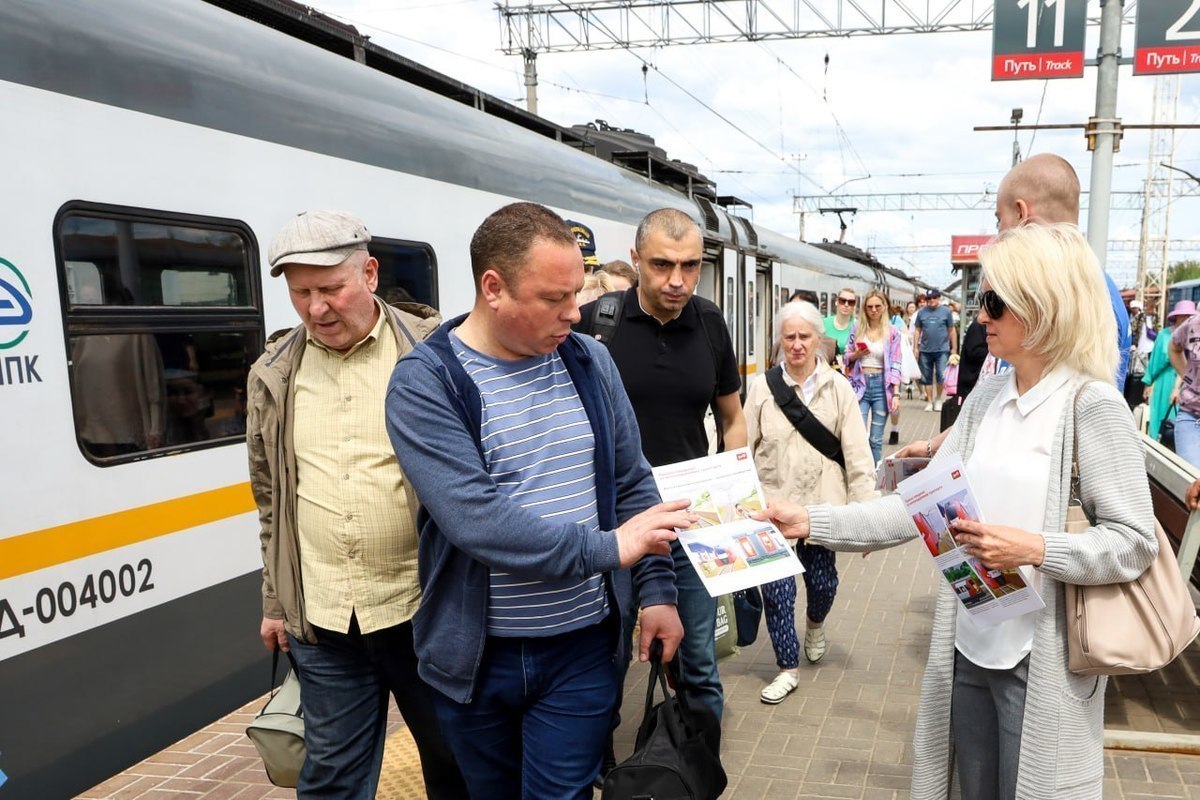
[1136,45,1200,74]
[950,235,993,265]
[1134,3,1200,76]
[992,52,1084,80]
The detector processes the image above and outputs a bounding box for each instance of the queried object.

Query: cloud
[317,0,1200,289]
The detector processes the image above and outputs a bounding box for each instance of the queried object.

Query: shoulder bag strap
[764,365,845,469]
[1069,381,1093,510]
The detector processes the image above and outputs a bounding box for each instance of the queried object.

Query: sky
[309,0,1200,290]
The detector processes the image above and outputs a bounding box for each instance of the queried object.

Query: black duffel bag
[602,641,726,800]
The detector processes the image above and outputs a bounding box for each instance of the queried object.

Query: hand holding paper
[951,518,1046,570]
[751,500,810,540]
[616,499,694,568]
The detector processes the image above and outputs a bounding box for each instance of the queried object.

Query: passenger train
[0,0,931,795]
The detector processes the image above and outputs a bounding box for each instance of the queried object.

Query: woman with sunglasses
[844,290,903,463]
[754,224,1157,800]
[823,288,858,367]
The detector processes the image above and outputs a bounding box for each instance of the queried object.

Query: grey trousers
[951,650,1030,800]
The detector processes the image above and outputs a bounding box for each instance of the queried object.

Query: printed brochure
[652,447,803,598]
[896,456,1045,626]
[875,456,931,493]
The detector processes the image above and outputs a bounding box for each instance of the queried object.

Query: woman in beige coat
[744,300,877,703]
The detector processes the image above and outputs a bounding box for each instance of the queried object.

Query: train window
[373,237,438,309]
[60,217,251,307]
[56,203,263,465]
[820,292,830,316]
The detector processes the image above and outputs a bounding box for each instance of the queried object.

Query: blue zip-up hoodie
[385,314,678,703]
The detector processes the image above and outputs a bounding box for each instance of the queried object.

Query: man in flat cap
[247,210,464,798]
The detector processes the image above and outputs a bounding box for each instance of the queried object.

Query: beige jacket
[744,361,878,510]
[246,300,441,644]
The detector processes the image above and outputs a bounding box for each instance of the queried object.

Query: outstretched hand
[616,500,695,568]
[750,499,810,540]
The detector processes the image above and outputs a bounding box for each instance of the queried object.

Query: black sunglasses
[975,289,1007,319]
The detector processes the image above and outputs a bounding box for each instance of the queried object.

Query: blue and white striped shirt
[452,333,608,636]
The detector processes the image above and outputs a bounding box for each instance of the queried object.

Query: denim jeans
[431,621,619,800]
[1175,408,1200,469]
[286,618,465,800]
[670,538,724,722]
[952,651,1030,800]
[919,350,950,386]
[858,372,887,463]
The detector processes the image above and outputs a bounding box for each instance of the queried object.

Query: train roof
[0,0,694,227]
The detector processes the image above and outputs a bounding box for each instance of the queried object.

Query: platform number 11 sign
[1135,1,1200,74]
[992,0,1086,81]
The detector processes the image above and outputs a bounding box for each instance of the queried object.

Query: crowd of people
[248,149,1178,800]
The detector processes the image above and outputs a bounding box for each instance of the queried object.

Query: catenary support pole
[1086,0,1124,270]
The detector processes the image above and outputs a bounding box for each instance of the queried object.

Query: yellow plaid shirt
[293,301,419,634]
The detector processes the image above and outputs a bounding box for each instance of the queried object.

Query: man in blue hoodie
[385,202,688,799]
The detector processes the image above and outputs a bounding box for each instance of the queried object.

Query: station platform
[80,396,1200,799]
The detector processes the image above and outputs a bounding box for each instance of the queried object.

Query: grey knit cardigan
[807,374,1158,799]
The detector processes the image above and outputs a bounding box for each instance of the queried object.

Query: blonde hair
[856,290,890,337]
[577,270,615,304]
[979,223,1116,381]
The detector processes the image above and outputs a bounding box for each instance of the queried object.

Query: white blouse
[957,364,1075,669]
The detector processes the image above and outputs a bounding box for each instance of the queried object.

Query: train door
[723,245,742,376]
[743,261,756,385]
[753,259,772,376]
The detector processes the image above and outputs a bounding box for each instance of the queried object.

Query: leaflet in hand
[875,457,930,493]
[652,447,803,598]
[896,456,1045,626]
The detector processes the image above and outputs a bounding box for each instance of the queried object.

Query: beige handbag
[1063,386,1200,676]
[245,650,306,787]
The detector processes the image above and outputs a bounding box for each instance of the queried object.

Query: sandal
[760,671,800,704]
[804,626,827,663]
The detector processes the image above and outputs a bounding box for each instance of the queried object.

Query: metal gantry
[791,190,1151,214]
[496,1,1137,54]
[870,239,1200,256]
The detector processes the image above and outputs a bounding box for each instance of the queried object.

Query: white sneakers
[933,400,944,412]
[923,401,934,412]
[760,670,800,704]
[804,626,827,663]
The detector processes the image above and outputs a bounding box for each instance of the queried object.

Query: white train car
[0,0,924,795]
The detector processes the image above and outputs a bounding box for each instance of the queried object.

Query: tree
[1168,260,1200,285]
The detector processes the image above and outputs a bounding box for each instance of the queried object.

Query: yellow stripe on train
[0,483,256,581]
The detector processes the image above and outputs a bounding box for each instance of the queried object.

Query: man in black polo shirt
[577,208,745,730]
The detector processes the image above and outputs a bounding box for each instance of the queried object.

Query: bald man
[900,154,1130,458]
[992,154,1130,388]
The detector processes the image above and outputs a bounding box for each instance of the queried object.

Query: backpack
[583,290,730,451]
[601,641,727,800]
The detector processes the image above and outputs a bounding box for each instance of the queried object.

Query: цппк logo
[0,258,33,350]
